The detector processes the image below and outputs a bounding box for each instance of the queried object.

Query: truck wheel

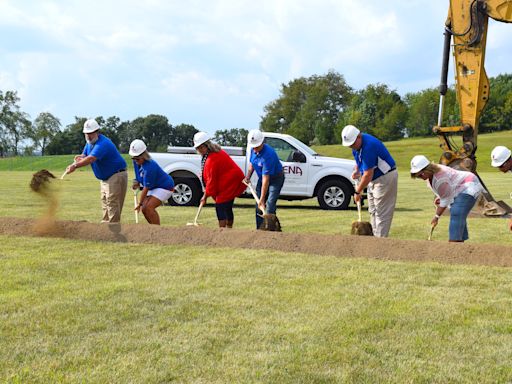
[317,179,351,210]
[169,178,201,206]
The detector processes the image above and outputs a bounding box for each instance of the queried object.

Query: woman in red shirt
[194,132,246,228]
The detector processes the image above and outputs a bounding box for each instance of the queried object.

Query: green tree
[214,128,249,147]
[95,116,124,148]
[172,124,198,147]
[260,70,353,145]
[480,74,512,132]
[338,84,406,141]
[404,87,457,137]
[0,90,32,156]
[130,114,173,152]
[46,116,125,155]
[32,112,61,155]
[46,117,87,155]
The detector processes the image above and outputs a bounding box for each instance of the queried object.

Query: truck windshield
[287,137,318,156]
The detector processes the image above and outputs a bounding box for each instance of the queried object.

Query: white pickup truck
[150,132,357,210]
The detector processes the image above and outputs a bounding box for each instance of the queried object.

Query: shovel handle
[354,179,363,222]
[242,180,266,215]
[133,190,139,224]
[193,200,204,225]
[61,162,77,180]
[427,225,434,241]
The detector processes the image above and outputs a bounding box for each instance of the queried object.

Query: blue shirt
[352,133,396,181]
[82,134,127,181]
[133,159,174,190]
[250,143,283,178]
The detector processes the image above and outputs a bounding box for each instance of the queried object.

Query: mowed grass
[2,236,512,383]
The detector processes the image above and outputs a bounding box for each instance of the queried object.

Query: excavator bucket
[472,194,512,217]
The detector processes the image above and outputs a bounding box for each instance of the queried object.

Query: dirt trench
[0,216,511,267]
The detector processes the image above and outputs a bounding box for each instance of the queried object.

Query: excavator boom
[434,0,512,215]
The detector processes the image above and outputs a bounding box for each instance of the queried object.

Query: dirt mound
[1,217,511,267]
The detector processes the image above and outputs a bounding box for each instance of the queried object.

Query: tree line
[1,71,512,155]
[261,71,512,144]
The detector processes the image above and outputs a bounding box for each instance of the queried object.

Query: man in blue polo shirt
[341,125,398,237]
[65,118,128,223]
[244,129,285,229]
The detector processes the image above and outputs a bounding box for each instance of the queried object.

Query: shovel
[242,180,281,231]
[187,201,204,226]
[351,183,373,236]
[243,180,266,215]
[351,201,373,236]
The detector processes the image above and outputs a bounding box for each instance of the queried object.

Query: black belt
[104,169,126,180]
[373,167,396,182]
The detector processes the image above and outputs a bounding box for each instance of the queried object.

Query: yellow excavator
[434,0,512,215]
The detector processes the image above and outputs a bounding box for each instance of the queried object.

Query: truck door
[264,137,308,195]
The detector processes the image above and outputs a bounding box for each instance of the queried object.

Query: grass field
[2,133,512,383]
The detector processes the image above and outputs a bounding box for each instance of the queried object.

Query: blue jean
[449,193,477,241]
[255,173,285,229]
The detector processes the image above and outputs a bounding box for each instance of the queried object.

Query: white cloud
[0,0,511,132]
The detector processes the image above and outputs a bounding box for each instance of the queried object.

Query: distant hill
[312,130,512,173]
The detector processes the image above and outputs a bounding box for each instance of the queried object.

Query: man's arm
[353,168,374,204]
[245,163,254,183]
[66,155,97,174]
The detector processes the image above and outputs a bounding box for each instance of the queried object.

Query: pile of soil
[351,220,373,236]
[0,217,511,267]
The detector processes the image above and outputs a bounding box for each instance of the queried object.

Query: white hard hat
[129,139,147,157]
[248,129,264,148]
[491,145,511,167]
[193,131,210,148]
[410,155,430,174]
[83,119,100,134]
[341,125,360,146]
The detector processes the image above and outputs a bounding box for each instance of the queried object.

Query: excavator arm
[434,0,512,215]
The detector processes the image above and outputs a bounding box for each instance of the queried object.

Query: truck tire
[169,177,201,206]
[317,179,352,210]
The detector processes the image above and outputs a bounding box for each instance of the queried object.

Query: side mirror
[292,150,306,163]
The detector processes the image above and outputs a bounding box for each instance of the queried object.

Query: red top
[203,150,246,204]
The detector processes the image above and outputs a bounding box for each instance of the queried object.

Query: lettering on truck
[282,165,303,176]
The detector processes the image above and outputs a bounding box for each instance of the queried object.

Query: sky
[1,0,511,135]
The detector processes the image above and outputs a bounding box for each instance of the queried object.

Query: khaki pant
[100,171,128,223]
[368,169,398,237]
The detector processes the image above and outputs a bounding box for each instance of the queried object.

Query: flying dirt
[29,169,60,235]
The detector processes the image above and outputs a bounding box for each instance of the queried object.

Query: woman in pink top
[410,155,483,242]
